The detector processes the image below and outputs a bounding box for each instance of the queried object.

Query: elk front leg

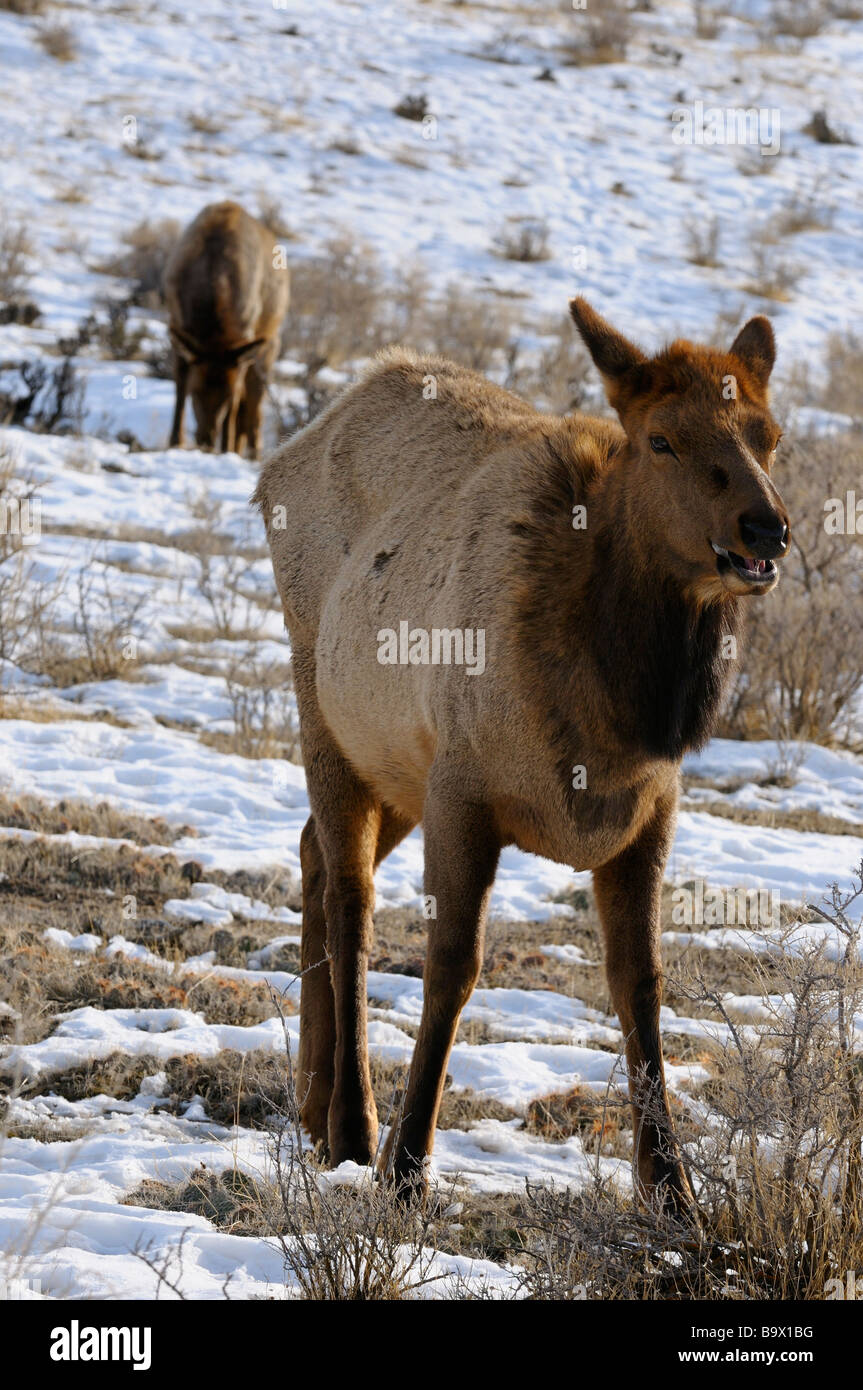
[592,785,693,1213]
[169,357,188,447]
[383,787,500,1194]
[221,395,240,455]
[241,366,265,460]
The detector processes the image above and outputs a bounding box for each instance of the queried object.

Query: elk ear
[569,297,647,407]
[224,337,266,367]
[729,316,775,389]
[169,324,203,363]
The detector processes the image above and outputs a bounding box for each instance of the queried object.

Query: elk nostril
[738,512,788,558]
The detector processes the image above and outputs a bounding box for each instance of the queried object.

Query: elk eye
[649,435,672,454]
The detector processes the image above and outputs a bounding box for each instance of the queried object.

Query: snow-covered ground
[1,0,863,1301]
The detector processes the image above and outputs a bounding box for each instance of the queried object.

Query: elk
[165,201,289,458]
[253,299,789,1211]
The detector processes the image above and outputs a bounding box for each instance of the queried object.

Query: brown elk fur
[253,299,790,1210]
[165,201,288,458]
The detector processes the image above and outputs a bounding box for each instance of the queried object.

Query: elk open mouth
[711,542,777,586]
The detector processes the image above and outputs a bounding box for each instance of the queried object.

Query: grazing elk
[165,201,288,458]
[253,299,789,1210]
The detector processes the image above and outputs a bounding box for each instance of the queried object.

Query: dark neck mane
[510,438,742,766]
[581,528,741,759]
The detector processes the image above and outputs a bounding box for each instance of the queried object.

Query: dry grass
[0,792,195,846]
[115,880,863,1302]
[125,1168,273,1236]
[524,1083,631,1156]
[679,793,863,839]
[0,693,130,726]
[0,919,291,1050]
[27,1047,295,1127]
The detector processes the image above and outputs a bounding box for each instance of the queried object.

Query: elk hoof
[645,1159,698,1225]
[379,1135,430,1205]
[327,1102,378,1169]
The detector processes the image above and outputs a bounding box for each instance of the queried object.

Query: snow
[1,709,861,914]
[2,0,863,454]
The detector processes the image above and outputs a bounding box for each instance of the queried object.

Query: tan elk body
[165,201,288,458]
[254,300,789,1207]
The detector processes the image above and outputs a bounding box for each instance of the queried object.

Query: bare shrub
[685,214,721,268]
[58,298,146,362]
[720,430,863,744]
[743,242,800,301]
[819,331,863,420]
[502,314,593,414]
[24,564,146,686]
[224,649,299,760]
[0,0,46,11]
[771,183,834,237]
[263,996,445,1300]
[277,238,515,426]
[516,871,863,1300]
[393,93,429,122]
[560,0,631,64]
[416,281,514,372]
[284,234,388,371]
[191,549,262,641]
[256,195,293,240]
[37,22,78,61]
[491,218,551,263]
[803,109,853,145]
[0,354,84,433]
[693,0,720,38]
[669,877,863,1298]
[0,446,58,681]
[98,218,180,308]
[0,217,34,303]
[767,1,831,38]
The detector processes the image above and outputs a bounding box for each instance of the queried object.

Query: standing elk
[165,201,288,458]
[253,298,789,1211]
